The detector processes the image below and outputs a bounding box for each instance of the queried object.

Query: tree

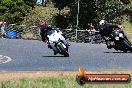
[23,0,36,8]
[51,0,132,28]
[95,0,124,22]
[0,0,31,24]
[120,0,130,4]
[53,14,68,29]
[51,0,74,10]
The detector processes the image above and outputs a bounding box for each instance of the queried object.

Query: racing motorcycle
[104,27,132,53]
[47,29,69,57]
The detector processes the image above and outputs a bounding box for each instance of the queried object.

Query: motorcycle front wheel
[122,39,132,52]
[57,44,69,57]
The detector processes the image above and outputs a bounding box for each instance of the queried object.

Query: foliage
[0,0,36,24]
[95,0,124,22]
[1,0,132,28]
[50,0,132,28]
[53,14,68,29]
[0,77,132,88]
[70,0,97,28]
[51,0,74,10]
[23,0,36,9]
[22,5,70,27]
[22,6,60,26]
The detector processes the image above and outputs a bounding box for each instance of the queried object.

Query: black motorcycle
[104,27,132,53]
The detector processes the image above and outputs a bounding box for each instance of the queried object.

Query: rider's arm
[99,28,105,37]
[55,28,61,32]
[106,23,118,28]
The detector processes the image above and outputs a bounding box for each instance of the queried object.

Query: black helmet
[99,20,107,26]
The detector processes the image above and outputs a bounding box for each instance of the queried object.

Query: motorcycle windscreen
[47,30,61,43]
[47,30,55,36]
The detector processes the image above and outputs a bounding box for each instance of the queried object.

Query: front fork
[49,43,59,53]
[59,40,69,50]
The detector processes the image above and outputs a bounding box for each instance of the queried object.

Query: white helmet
[99,20,106,26]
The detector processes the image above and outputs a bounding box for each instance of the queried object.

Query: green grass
[123,21,132,43]
[0,77,132,88]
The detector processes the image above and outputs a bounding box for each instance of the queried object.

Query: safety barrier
[1,24,41,40]
[1,24,132,43]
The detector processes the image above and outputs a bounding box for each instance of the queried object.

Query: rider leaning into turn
[99,20,129,40]
[39,20,70,55]
[39,20,48,42]
[99,20,119,37]
[99,20,131,47]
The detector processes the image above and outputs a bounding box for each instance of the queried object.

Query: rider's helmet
[99,20,107,29]
[99,20,107,26]
[39,20,47,29]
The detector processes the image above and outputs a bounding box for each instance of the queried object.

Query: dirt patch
[0,71,74,81]
[0,70,132,81]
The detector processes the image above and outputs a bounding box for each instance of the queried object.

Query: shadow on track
[43,56,65,57]
[104,51,131,53]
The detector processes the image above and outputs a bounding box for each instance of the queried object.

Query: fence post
[76,0,80,42]
[76,28,78,41]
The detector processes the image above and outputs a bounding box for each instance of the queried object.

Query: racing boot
[48,44,52,49]
[54,51,58,55]
[106,41,114,49]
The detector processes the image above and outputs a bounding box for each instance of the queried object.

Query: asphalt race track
[0,39,132,71]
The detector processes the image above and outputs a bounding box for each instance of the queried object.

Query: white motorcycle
[47,29,69,57]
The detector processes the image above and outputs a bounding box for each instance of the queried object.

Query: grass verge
[123,21,132,43]
[0,76,132,88]
[0,71,132,88]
